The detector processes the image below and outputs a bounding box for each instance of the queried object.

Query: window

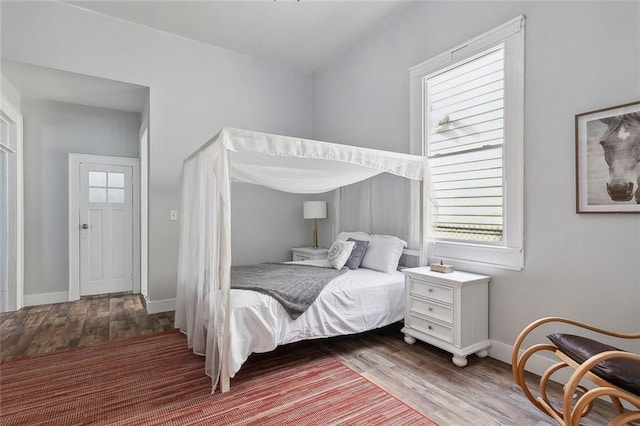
[427,45,505,243]
[410,16,525,270]
[88,171,125,204]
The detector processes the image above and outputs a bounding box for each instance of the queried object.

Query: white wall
[313,1,640,355]
[231,184,334,265]
[1,2,313,305]
[21,99,140,298]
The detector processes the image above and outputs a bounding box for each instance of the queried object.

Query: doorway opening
[69,154,140,300]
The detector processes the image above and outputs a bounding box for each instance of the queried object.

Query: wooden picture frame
[575,101,640,213]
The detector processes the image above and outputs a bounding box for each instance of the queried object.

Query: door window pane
[108,172,125,188]
[107,188,125,203]
[89,172,107,187]
[89,188,107,203]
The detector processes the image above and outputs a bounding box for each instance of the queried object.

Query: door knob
[81,224,89,229]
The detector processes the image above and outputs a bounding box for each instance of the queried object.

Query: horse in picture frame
[598,111,640,204]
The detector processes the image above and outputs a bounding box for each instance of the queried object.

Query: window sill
[433,241,523,271]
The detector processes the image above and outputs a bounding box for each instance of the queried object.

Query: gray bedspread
[230,263,348,319]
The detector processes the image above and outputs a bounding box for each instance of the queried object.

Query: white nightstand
[401,267,491,367]
[291,247,328,261]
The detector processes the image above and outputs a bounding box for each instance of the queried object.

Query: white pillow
[360,235,407,274]
[334,231,371,243]
[326,240,356,270]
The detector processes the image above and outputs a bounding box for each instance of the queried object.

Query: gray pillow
[344,238,369,270]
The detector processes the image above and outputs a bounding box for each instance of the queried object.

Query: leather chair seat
[548,333,640,396]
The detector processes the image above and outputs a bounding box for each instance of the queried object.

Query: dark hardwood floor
[0,294,620,425]
[0,293,174,360]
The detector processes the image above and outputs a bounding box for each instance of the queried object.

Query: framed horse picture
[575,100,640,213]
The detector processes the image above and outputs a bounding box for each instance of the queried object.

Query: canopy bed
[175,127,433,393]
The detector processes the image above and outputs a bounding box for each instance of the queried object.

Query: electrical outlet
[170,210,178,221]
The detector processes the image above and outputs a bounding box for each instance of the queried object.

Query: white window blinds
[426,45,505,243]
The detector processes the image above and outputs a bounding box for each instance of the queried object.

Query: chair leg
[609,410,640,425]
[515,344,558,414]
[609,396,625,415]
[572,387,640,426]
[540,361,572,419]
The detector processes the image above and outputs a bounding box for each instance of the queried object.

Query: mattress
[227,259,405,377]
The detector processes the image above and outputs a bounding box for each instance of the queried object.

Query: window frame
[410,15,525,271]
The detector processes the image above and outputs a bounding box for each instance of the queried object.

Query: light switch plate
[170,210,178,221]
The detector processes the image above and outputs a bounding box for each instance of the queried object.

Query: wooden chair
[512,317,640,425]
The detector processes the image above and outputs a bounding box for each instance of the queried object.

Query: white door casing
[0,95,23,313]
[69,154,140,300]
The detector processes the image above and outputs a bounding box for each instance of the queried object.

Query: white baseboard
[145,297,175,314]
[24,291,69,307]
[489,339,575,385]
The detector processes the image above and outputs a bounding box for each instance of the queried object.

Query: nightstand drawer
[291,247,328,261]
[409,297,454,324]
[409,314,453,344]
[293,253,311,261]
[409,279,454,305]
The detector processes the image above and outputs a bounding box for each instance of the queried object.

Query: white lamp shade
[303,201,327,219]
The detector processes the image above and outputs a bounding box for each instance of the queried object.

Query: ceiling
[67,0,411,72]
[2,1,409,113]
[1,59,148,113]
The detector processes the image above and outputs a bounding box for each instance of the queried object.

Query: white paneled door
[79,163,134,296]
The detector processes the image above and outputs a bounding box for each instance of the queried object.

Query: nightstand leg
[452,355,468,367]
[475,349,489,358]
[403,335,416,345]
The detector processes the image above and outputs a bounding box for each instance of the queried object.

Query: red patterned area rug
[0,330,437,425]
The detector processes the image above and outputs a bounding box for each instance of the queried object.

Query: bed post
[220,360,230,393]
[220,291,230,392]
[333,188,341,241]
[220,292,230,392]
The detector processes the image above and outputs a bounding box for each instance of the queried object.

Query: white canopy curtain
[176,127,433,392]
[335,174,423,251]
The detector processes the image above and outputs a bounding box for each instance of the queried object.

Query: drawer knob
[428,325,433,330]
[428,288,434,293]
[428,307,433,312]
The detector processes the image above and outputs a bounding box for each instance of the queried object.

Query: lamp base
[312,218,319,248]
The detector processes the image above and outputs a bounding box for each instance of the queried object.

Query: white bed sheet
[227,259,405,378]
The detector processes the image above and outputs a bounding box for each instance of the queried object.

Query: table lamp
[303,201,327,248]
